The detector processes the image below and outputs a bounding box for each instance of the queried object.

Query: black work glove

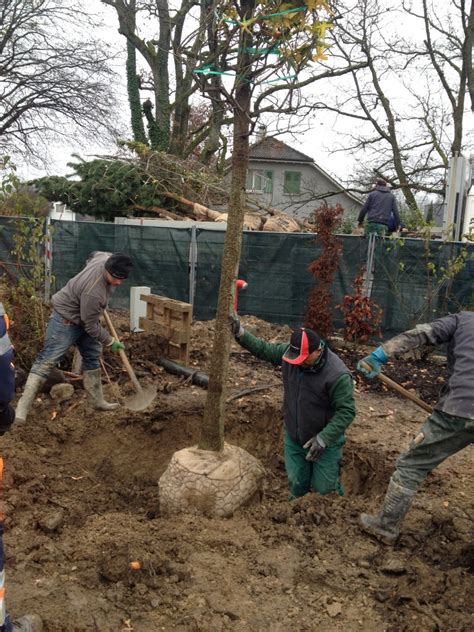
[228,314,244,340]
[303,434,326,461]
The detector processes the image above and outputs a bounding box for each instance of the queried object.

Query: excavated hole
[341,446,393,497]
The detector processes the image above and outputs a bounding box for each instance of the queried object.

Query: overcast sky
[19,0,360,184]
[19,0,473,193]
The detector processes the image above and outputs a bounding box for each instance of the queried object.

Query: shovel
[360,361,433,414]
[103,310,157,412]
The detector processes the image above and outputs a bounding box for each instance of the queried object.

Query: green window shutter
[264,170,273,193]
[284,171,301,194]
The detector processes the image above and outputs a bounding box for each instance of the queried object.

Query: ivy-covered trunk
[199,0,255,452]
[125,0,147,145]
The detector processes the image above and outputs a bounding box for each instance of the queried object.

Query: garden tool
[360,361,433,414]
[234,279,248,312]
[103,310,157,412]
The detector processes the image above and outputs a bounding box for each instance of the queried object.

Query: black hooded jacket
[358,185,400,228]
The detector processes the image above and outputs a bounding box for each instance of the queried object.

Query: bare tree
[309,0,471,205]
[467,1,474,111]
[103,1,369,164]
[402,0,473,155]
[197,0,360,451]
[102,0,207,154]
[0,0,120,163]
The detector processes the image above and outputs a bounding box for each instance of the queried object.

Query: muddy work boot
[83,368,119,411]
[360,478,416,544]
[12,614,43,631]
[15,373,47,424]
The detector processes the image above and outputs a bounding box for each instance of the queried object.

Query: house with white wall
[245,136,363,221]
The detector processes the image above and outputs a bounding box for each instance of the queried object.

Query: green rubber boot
[83,368,119,411]
[360,478,416,544]
[15,373,46,424]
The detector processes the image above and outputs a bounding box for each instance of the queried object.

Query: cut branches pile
[33,147,304,232]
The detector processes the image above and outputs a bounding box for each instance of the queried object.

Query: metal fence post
[363,232,377,298]
[188,225,198,317]
[43,217,53,304]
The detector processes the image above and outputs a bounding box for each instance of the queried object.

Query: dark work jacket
[0,302,15,434]
[384,311,474,420]
[358,185,400,228]
[0,303,14,404]
[282,348,351,446]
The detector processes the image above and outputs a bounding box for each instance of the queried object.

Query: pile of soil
[3,314,472,631]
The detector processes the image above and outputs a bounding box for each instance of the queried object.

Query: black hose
[157,356,209,388]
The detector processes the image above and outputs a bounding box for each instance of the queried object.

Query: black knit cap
[105,253,133,279]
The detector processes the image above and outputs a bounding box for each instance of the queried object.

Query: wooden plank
[163,302,192,314]
[139,318,173,338]
[140,294,170,306]
[138,293,191,365]
[140,294,191,313]
[138,318,189,345]
[168,344,189,364]
[169,314,189,325]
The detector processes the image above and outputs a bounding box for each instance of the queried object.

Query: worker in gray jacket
[357,178,400,236]
[357,311,474,543]
[15,252,133,423]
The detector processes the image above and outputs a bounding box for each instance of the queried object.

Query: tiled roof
[249,137,314,163]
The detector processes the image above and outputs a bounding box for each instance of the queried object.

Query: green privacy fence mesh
[51,220,191,306]
[0,216,473,336]
[371,237,474,335]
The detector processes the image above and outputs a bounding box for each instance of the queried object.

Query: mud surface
[3,314,473,631]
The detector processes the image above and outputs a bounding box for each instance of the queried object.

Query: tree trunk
[125,0,147,145]
[200,79,225,165]
[199,0,254,451]
[467,1,474,111]
[105,0,171,151]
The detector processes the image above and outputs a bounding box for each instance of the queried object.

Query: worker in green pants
[230,320,356,498]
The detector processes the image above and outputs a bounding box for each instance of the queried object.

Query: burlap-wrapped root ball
[159,443,265,518]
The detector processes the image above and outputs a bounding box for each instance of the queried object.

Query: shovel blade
[123,385,158,412]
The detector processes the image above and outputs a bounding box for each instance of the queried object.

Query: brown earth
[2,314,473,631]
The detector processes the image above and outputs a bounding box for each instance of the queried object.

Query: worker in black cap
[16,252,133,423]
[230,318,356,498]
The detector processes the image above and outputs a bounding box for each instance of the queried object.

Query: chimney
[256,125,267,142]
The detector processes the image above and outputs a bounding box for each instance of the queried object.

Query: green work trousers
[284,430,345,498]
[365,222,388,236]
[392,410,474,491]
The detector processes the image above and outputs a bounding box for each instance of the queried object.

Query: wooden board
[139,293,191,364]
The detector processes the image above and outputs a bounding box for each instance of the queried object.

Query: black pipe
[157,356,209,388]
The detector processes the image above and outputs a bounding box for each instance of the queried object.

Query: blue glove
[356,346,388,379]
[303,434,326,461]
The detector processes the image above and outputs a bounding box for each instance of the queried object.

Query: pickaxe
[360,361,433,414]
[234,279,248,312]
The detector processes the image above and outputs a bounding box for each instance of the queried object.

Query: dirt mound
[2,314,472,630]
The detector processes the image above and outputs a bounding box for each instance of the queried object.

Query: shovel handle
[360,361,433,414]
[103,310,142,393]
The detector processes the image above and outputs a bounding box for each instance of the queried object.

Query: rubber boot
[12,614,43,631]
[360,478,416,544]
[15,373,47,424]
[83,368,118,411]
